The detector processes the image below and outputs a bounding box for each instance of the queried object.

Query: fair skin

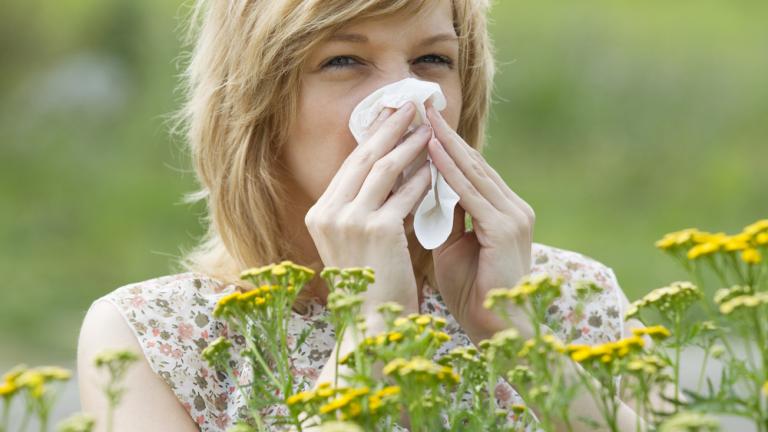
[79,1,647,430]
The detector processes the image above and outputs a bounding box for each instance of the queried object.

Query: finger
[331,102,417,203]
[427,137,498,220]
[320,107,398,201]
[426,106,514,213]
[377,160,432,220]
[360,107,396,143]
[354,124,432,211]
[478,160,536,223]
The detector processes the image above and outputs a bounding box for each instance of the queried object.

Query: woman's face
[283,0,462,209]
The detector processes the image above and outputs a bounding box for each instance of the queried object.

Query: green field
[1,0,766,365]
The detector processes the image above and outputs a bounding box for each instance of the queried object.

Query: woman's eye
[322,54,454,70]
[324,56,360,69]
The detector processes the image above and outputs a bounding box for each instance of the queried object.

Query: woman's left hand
[425,105,536,343]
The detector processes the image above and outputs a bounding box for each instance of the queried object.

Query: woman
[78,0,645,430]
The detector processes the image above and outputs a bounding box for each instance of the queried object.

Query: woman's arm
[77,300,200,432]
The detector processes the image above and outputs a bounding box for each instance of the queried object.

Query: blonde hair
[171,0,497,312]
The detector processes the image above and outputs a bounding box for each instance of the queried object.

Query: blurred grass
[1,0,766,365]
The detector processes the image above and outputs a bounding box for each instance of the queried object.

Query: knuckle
[304,207,319,228]
[468,159,485,179]
[354,148,376,166]
[372,158,398,177]
[527,206,536,224]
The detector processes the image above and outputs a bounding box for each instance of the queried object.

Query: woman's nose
[374,64,420,90]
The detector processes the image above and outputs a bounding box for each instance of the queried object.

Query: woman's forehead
[333,0,454,38]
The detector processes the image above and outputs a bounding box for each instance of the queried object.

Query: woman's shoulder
[531,241,619,289]
[84,271,247,429]
[532,241,626,343]
[424,242,626,347]
[97,271,234,305]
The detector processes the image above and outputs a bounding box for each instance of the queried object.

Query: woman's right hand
[304,102,433,316]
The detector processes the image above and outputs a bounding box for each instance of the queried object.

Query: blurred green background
[1,0,766,367]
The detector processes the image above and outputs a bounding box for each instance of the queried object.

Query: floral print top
[92,242,626,431]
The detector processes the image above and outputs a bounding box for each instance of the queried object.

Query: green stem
[1,398,9,432]
[238,317,282,390]
[223,363,267,432]
[19,399,30,432]
[107,399,115,432]
[333,322,346,389]
[696,348,710,393]
[673,313,682,411]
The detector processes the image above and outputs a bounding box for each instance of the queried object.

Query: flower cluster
[212,284,285,319]
[713,284,753,305]
[483,273,563,308]
[241,260,316,287]
[631,325,671,341]
[383,357,459,386]
[625,281,702,320]
[656,219,768,266]
[200,336,233,370]
[483,273,564,336]
[0,365,71,400]
[286,382,401,425]
[567,336,645,365]
[718,291,768,315]
[0,364,74,432]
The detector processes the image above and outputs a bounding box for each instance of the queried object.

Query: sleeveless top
[90,242,626,431]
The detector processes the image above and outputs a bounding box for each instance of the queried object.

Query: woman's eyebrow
[328,32,458,47]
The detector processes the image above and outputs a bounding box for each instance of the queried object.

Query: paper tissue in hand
[348,77,460,250]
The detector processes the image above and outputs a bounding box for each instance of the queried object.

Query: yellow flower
[719,293,768,315]
[655,228,699,250]
[632,325,671,340]
[16,370,45,399]
[714,285,752,305]
[319,394,353,414]
[627,355,666,375]
[0,381,17,397]
[383,357,459,385]
[37,366,72,381]
[271,264,287,276]
[763,381,768,396]
[213,291,242,318]
[286,390,315,406]
[743,219,768,237]
[756,232,768,246]
[373,385,400,398]
[510,404,527,414]
[387,331,404,343]
[414,315,431,326]
[2,364,28,384]
[570,348,592,363]
[568,336,644,364]
[742,248,762,265]
[687,242,721,260]
[240,264,274,280]
[625,281,701,320]
[483,274,563,309]
[723,233,751,251]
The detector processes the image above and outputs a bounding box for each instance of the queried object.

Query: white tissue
[348,77,460,250]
